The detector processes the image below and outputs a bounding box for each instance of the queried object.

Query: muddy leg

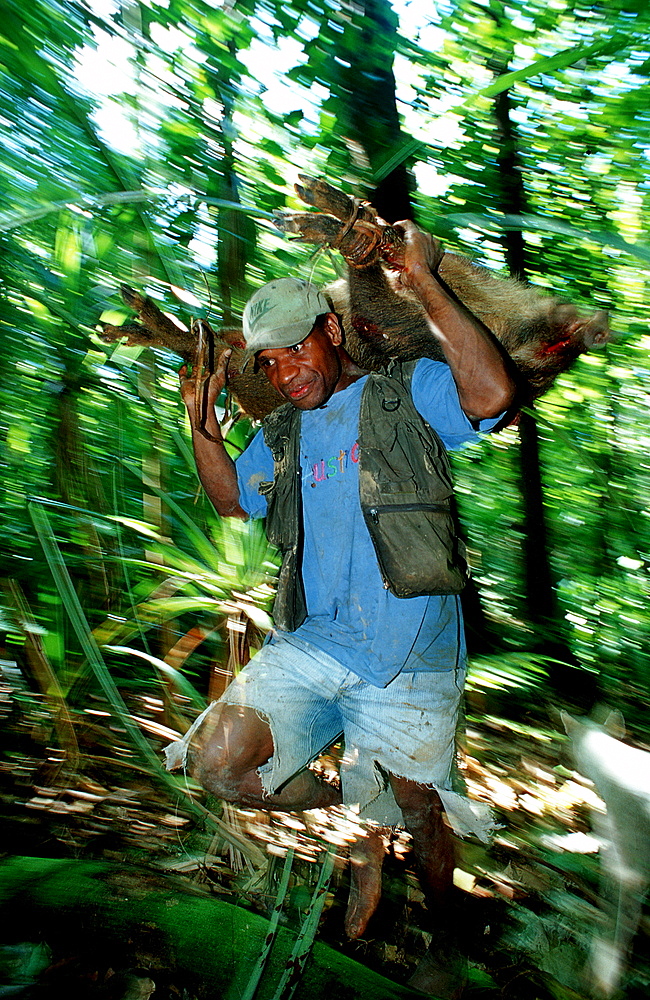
[345,825,389,939]
[390,776,466,998]
[192,703,340,811]
[192,704,392,940]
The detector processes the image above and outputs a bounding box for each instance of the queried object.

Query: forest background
[1,0,650,997]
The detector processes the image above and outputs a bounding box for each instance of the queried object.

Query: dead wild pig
[101,175,609,419]
[277,175,610,405]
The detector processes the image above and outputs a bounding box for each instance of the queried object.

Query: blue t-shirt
[237,358,496,687]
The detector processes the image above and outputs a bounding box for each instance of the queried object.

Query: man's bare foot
[344,827,388,939]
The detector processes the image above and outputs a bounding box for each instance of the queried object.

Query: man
[168,221,516,995]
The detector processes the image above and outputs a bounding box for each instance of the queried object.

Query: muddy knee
[189,702,274,803]
[189,739,242,801]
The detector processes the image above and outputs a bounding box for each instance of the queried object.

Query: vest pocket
[362,503,467,597]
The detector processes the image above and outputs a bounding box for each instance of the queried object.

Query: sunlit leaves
[2,0,650,741]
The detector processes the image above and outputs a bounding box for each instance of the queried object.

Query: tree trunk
[0,856,425,1000]
[333,0,413,221]
[492,64,594,706]
[209,38,255,327]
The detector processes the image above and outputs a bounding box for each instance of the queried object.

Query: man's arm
[179,349,247,520]
[397,221,517,421]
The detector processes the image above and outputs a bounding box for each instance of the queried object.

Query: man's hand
[391,221,516,422]
[395,221,444,291]
[179,347,232,420]
[179,347,234,444]
[179,346,247,519]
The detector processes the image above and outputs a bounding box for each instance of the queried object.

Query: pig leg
[274,174,406,269]
[590,871,645,997]
[294,174,378,225]
[588,810,648,997]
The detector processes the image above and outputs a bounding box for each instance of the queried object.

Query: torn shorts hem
[163,637,496,843]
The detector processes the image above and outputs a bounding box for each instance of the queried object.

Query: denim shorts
[207,636,494,838]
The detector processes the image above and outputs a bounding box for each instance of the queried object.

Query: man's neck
[333,349,367,394]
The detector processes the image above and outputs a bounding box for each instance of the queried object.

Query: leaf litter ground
[1,672,649,999]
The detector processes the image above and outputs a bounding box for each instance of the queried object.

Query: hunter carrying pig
[165,219,516,996]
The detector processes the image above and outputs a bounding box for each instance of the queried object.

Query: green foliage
[2,8,650,977]
[0,0,647,718]
[5,16,644,999]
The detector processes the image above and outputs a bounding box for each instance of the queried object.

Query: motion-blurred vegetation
[1,0,650,996]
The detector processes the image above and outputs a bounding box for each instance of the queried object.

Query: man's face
[256,314,343,410]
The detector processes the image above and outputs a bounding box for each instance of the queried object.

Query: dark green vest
[261,362,467,632]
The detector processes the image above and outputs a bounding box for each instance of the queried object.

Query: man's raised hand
[394,221,445,291]
[179,346,232,443]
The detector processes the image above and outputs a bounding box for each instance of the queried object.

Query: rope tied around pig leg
[329,197,361,247]
[323,197,388,268]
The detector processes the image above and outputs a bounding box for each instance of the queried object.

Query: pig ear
[565,310,610,347]
[604,710,626,739]
[590,309,610,343]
